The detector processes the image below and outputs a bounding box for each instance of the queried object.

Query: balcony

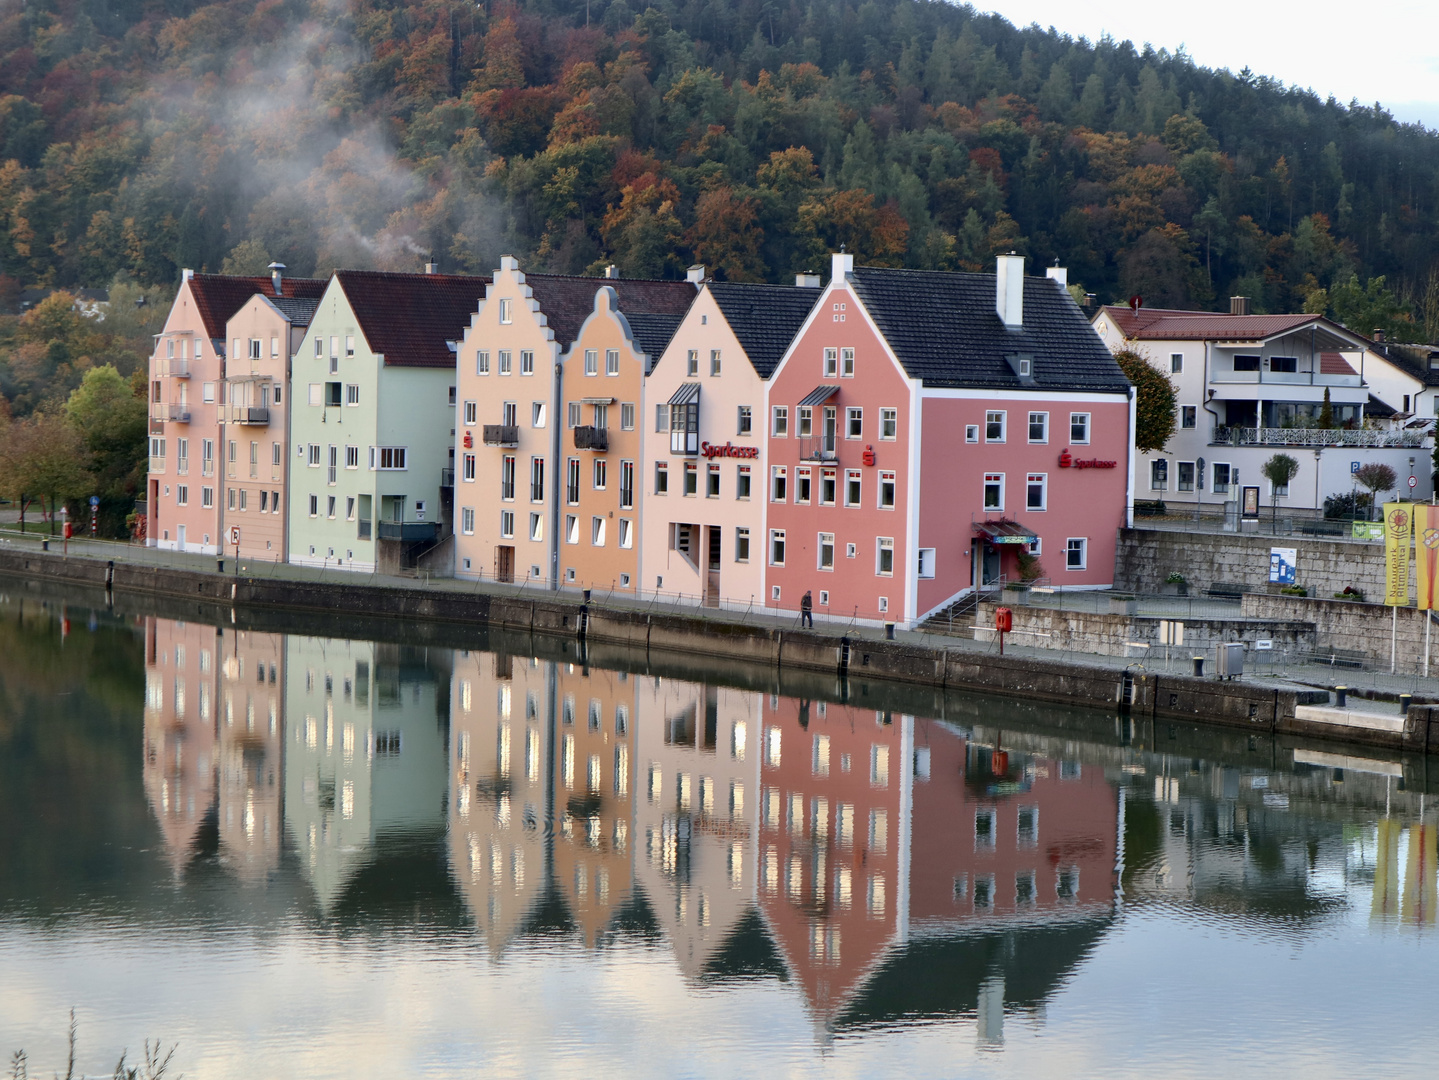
[225,406,270,425]
[573,425,608,451]
[166,359,191,378]
[151,404,191,424]
[1213,426,1426,449]
[440,468,455,488]
[482,424,519,447]
[799,435,837,462]
[377,520,438,542]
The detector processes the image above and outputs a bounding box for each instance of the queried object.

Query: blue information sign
[89,495,100,507]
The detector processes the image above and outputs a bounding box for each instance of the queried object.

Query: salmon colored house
[765,253,1133,628]
[147,270,325,554]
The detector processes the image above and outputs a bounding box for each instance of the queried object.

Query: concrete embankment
[0,546,1426,753]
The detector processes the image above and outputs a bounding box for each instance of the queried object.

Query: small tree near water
[1354,462,1398,519]
[1261,453,1301,528]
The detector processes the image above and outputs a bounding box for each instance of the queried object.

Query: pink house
[765,254,1133,628]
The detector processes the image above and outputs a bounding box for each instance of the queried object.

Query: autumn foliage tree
[1113,348,1177,453]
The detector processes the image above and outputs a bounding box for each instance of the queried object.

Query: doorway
[177,524,187,550]
[704,526,721,607]
[981,543,1000,587]
[495,545,515,583]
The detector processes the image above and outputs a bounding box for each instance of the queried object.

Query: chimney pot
[1373,327,1386,343]
[995,253,1025,328]
[830,251,854,283]
[1229,295,1251,316]
[605,264,620,279]
[424,260,438,275]
[795,273,821,288]
[686,264,705,286]
[267,262,285,295]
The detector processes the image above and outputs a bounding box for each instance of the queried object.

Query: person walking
[800,589,813,628]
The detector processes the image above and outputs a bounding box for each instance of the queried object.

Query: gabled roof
[523,275,696,346]
[708,282,822,378]
[188,274,327,342]
[623,311,685,362]
[334,270,491,368]
[1098,304,1364,346]
[265,296,321,328]
[1366,342,1439,387]
[849,268,1128,392]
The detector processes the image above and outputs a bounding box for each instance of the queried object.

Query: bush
[1280,585,1308,596]
[1165,571,1186,584]
[1334,586,1366,601]
[1324,491,1374,519]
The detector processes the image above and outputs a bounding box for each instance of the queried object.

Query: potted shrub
[1333,586,1366,602]
[1162,571,1188,597]
[1280,585,1308,597]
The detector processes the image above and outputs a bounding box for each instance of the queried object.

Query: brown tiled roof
[1320,351,1358,376]
[188,273,327,342]
[1100,304,1320,341]
[524,274,697,345]
[335,270,492,368]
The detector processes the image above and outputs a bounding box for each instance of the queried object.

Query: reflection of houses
[633,676,763,979]
[142,618,221,876]
[283,637,449,911]
[215,628,285,883]
[448,648,550,952]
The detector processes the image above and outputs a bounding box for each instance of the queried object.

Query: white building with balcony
[1093,300,1431,515]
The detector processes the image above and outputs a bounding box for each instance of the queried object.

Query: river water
[1,586,1436,1078]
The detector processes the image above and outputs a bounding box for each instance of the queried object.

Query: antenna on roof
[839,243,846,254]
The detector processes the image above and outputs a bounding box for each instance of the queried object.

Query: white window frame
[1028,411,1048,443]
[1026,472,1047,511]
[772,406,788,437]
[461,507,475,534]
[1066,537,1087,570]
[876,537,894,577]
[880,407,897,440]
[983,472,1004,511]
[817,532,835,570]
[985,410,1005,442]
[769,529,786,567]
[1070,412,1090,445]
[846,407,863,439]
[878,470,896,510]
[823,348,838,378]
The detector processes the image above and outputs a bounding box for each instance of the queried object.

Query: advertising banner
[1417,505,1439,610]
[1353,520,1385,540]
[1269,547,1297,585]
[1384,502,1413,606]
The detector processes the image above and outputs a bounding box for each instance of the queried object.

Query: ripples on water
[1,591,1437,1078]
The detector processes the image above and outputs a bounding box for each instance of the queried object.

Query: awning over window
[798,384,840,408]
[580,396,615,405]
[669,383,700,406]
[974,519,1039,545]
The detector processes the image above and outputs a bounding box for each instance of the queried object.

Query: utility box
[1215,642,1245,679]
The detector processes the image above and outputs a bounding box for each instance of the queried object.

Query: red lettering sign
[1058,448,1115,470]
[862,445,876,466]
[700,441,759,459]
[462,431,473,449]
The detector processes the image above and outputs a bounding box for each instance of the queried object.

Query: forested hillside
[2,0,1439,339]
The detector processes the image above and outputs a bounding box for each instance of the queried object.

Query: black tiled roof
[849,268,1129,392]
[266,296,321,327]
[524,275,697,345]
[623,311,685,364]
[708,282,822,378]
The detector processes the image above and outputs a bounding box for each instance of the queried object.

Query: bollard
[1336,685,1348,708]
[1192,656,1204,678]
[1400,693,1413,716]
[885,622,895,640]
[40,538,48,551]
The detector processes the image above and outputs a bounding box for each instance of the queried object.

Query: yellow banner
[1385,502,1414,607]
[1418,504,1439,610]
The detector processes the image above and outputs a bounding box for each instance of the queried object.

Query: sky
[982,0,1439,131]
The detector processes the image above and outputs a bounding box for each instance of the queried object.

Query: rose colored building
[640,280,820,608]
[765,254,1133,628]
[454,259,694,590]
[147,269,326,554]
[214,627,285,884]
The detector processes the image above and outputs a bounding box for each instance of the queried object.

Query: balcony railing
[573,425,608,451]
[151,404,191,423]
[225,406,270,425]
[358,520,372,541]
[482,424,519,447]
[1213,426,1426,448]
[1210,369,1363,388]
[440,468,455,488]
[799,435,837,461]
[377,520,438,542]
[166,359,191,378]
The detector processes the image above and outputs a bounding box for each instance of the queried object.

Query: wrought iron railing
[1213,426,1425,448]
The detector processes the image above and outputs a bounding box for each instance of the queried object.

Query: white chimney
[686,264,705,286]
[830,251,853,283]
[267,262,285,295]
[499,255,519,272]
[605,264,620,279]
[182,268,194,282]
[795,273,821,288]
[996,252,1024,329]
[1045,264,1068,289]
[424,260,438,275]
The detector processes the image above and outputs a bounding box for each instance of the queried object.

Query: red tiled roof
[335,270,492,368]
[1320,351,1358,376]
[188,273,327,342]
[524,274,697,345]
[1101,304,1320,341]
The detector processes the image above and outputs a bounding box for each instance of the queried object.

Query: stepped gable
[523,274,697,346]
[708,282,822,378]
[850,267,1128,391]
[334,270,491,368]
[188,273,327,343]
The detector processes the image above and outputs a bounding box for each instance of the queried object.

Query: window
[344,384,359,406]
[1170,352,1183,373]
[1233,354,1261,372]
[592,403,607,430]
[345,335,355,358]
[461,507,475,534]
[1273,475,1290,497]
[593,458,607,490]
[248,338,261,360]
[709,349,721,376]
[501,455,516,500]
[965,424,978,443]
[567,458,580,504]
[984,473,1004,510]
[985,410,1005,442]
[735,528,750,562]
[568,402,581,428]
[565,515,579,544]
[1212,463,1231,494]
[820,468,836,506]
[201,487,213,508]
[880,407,897,440]
[345,497,354,520]
[1181,405,1197,428]
[707,464,720,497]
[1028,412,1048,443]
[769,530,786,566]
[273,385,281,405]
[878,470,895,509]
[683,462,698,496]
[313,337,322,359]
[1270,355,1298,373]
[308,494,318,517]
[463,401,477,425]
[1026,473,1046,510]
[202,382,214,404]
[346,446,359,469]
[308,383,322,406]
[477,350,490,375]
[307,444,321,466]
[818,532,834,569]
[521,350,534,375]
[531,457,546,501]
[498,298,512,324]
[619,460,634,508]
[824,347,838,377]
[686,350,699,377]
[377,447,407,470]
[1070,412,1090,444]
[846,407,863,439]
[655,461,668,494]
[605,349,619,376]
[592,516,605,545]
[798,406,813,438]
[176,485,188,506]
[1177,461,1195,492]
[876,537,894,576]
[771,466,787,502]
[621,403,635,430]
[1066,538,1087,569]
[530,513,543,541]
[533,402,546,427]
[845,470,862,507]
[1151,459,1168,491]
[841,347,855,377]
[917,548,936,578]
[772,406,788,437]
[584,349,598,376]
[736,465,751,500]
[463,453,476,481]
[498,350,512,376]
[795,467,811,504]
[737,405,752,436]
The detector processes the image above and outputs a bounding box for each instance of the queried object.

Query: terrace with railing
[1212,426,1427,448]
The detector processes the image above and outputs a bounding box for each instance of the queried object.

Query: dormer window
[1019,357,1031,377]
